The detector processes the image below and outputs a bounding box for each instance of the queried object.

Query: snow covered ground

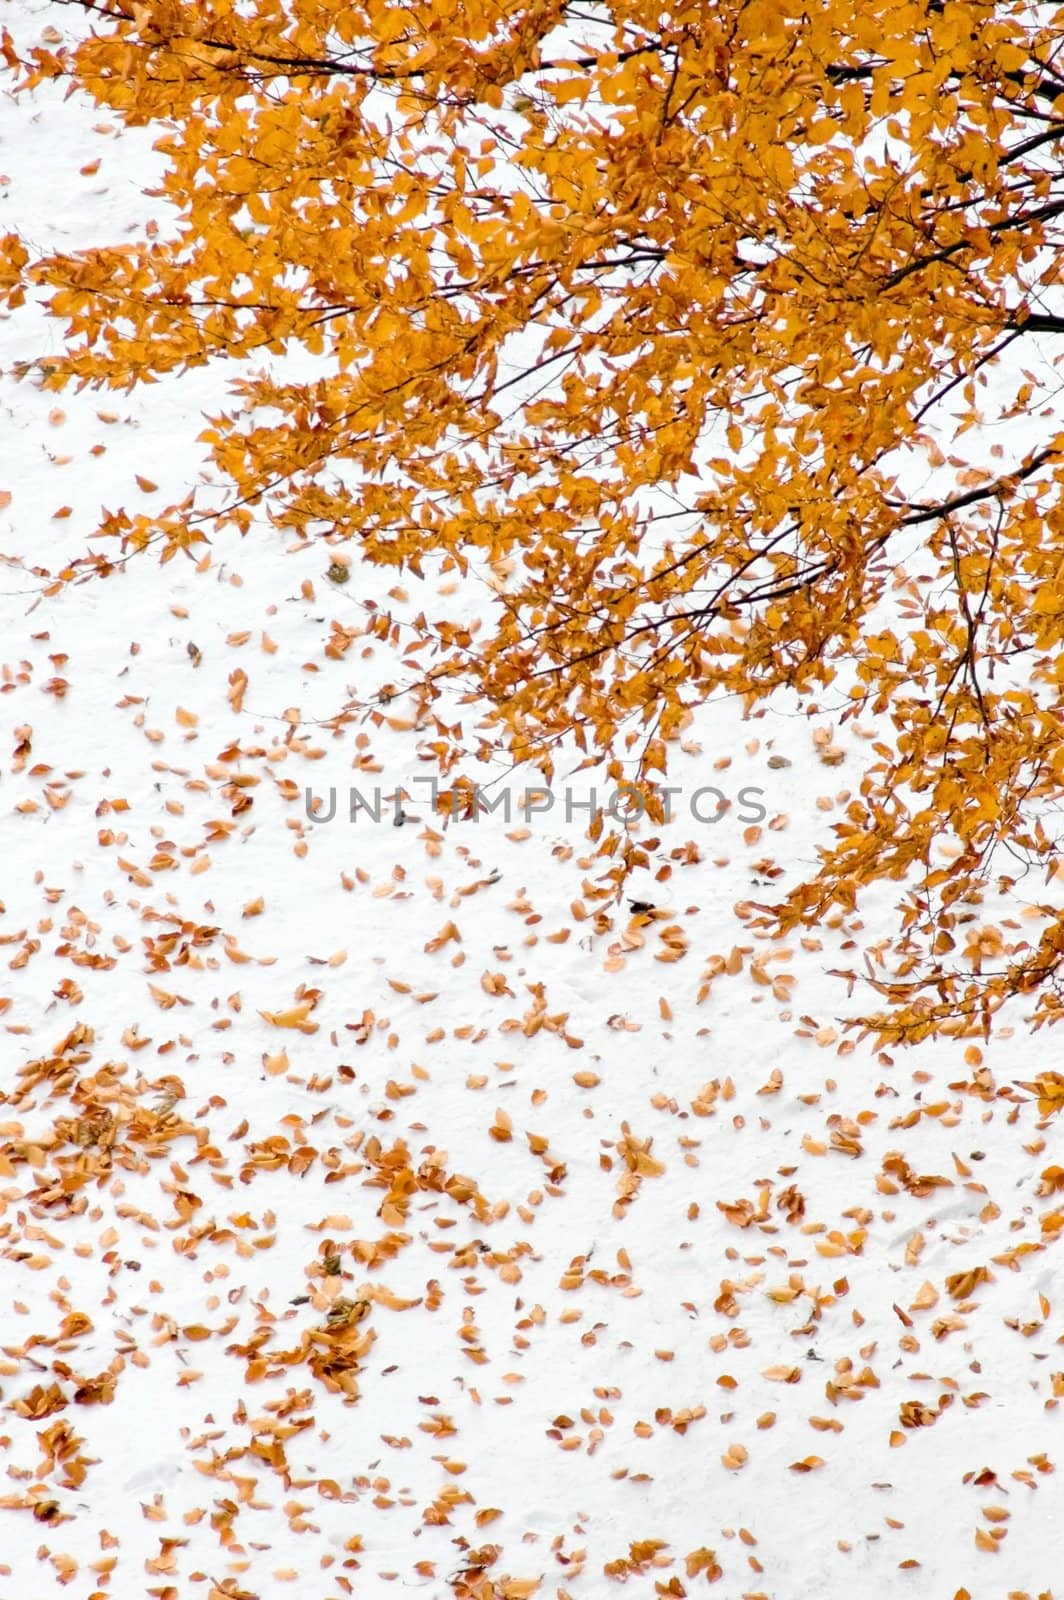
[1,5,1062,1598]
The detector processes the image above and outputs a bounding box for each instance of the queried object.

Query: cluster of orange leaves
[5,0,1064,1047]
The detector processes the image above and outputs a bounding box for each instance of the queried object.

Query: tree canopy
[6,0,1064,1040]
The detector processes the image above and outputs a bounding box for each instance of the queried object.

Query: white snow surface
[0,6,1061,1599]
